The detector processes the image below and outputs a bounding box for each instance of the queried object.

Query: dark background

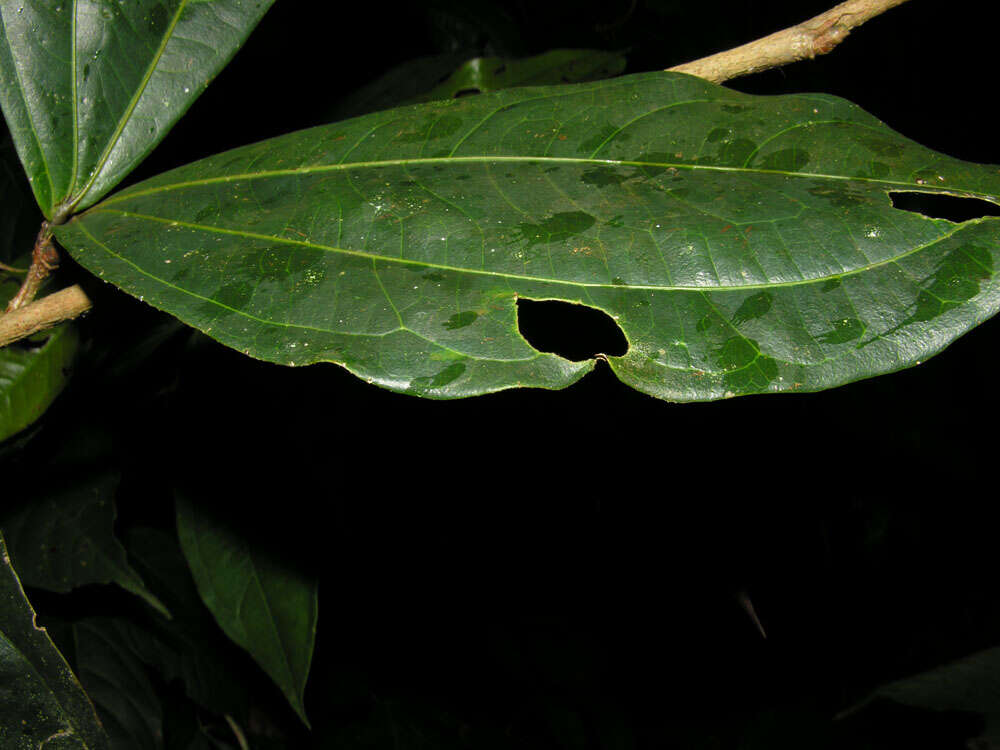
[7,1,1000,747]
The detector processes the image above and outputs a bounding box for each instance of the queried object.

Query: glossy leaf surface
[0,471,169,617]
[175,496,317,726]
[0,0,273,219]
[0,533,110,750]
[56,72,1000,400]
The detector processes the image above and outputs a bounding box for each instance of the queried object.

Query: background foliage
[4,1,1000,747]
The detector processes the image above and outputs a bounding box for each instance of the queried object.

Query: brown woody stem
[667,0,912,83]
[0,284,92,348]
[5,223,60,313]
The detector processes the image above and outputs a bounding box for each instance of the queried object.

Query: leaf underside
[0,0,274,219]
[54,71,1000,401]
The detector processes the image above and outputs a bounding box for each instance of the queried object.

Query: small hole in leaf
[516,298,628,361]
[453,88,482,98]
[889,192,1000,222]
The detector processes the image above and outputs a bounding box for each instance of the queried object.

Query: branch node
[5,222,59,313]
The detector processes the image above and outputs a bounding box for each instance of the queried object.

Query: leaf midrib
[87,206,976,293]
[0,10,56,208]
[70,220,551,364]
[91,154,1000,208]
[61,0,190,215]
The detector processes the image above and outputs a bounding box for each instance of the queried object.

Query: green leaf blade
[0,532,111,750]
[0,316,78,441]
[0,471,169,617]
[175,496,317,727]
[55,71,1000,400]
[0,0,274,218]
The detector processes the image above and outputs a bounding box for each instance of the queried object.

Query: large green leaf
[54,71,1000,401]
[0,470,169,617]
[0,532,111,749]
[175,496,317,726]
[0,0,274,220]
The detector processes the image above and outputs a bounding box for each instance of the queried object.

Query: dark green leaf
[0,0,274,219]
[73,619,162,750]
[0,532,111,749]
[419,49,627,102]
[0,269,78,442]
[175,497,317,726]
[123,528,249,718]
[331,48,626,122]
[846,646,1000,742]
[1,471,169,617]
[54,72,1000,401]
[325,54,472,121]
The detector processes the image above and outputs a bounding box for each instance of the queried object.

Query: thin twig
[5,223,59,312]
[0,261,28,274]
[737,589,768,640]
[668,0,912,83]
[0,285,92,348]
[224,715,250,750]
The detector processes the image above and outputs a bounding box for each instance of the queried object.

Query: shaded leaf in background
[0,0,274,219]
[0,268,78,441]
[73,619,162,750]
[328,48,625,133]
[0,128,37,262]
[325,53,478,121]
[846,646,1000,742]
[0,532,110,749]
[55,72,1000,401]
[418,49,627,103]
[0,470,169,617]
[420,0,525,57]
[124,528,249,719]
[175,495,317,727]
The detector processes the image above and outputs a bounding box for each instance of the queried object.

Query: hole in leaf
[889,192,1000,222]
[516,298,628,361]
[454,88,482,98]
